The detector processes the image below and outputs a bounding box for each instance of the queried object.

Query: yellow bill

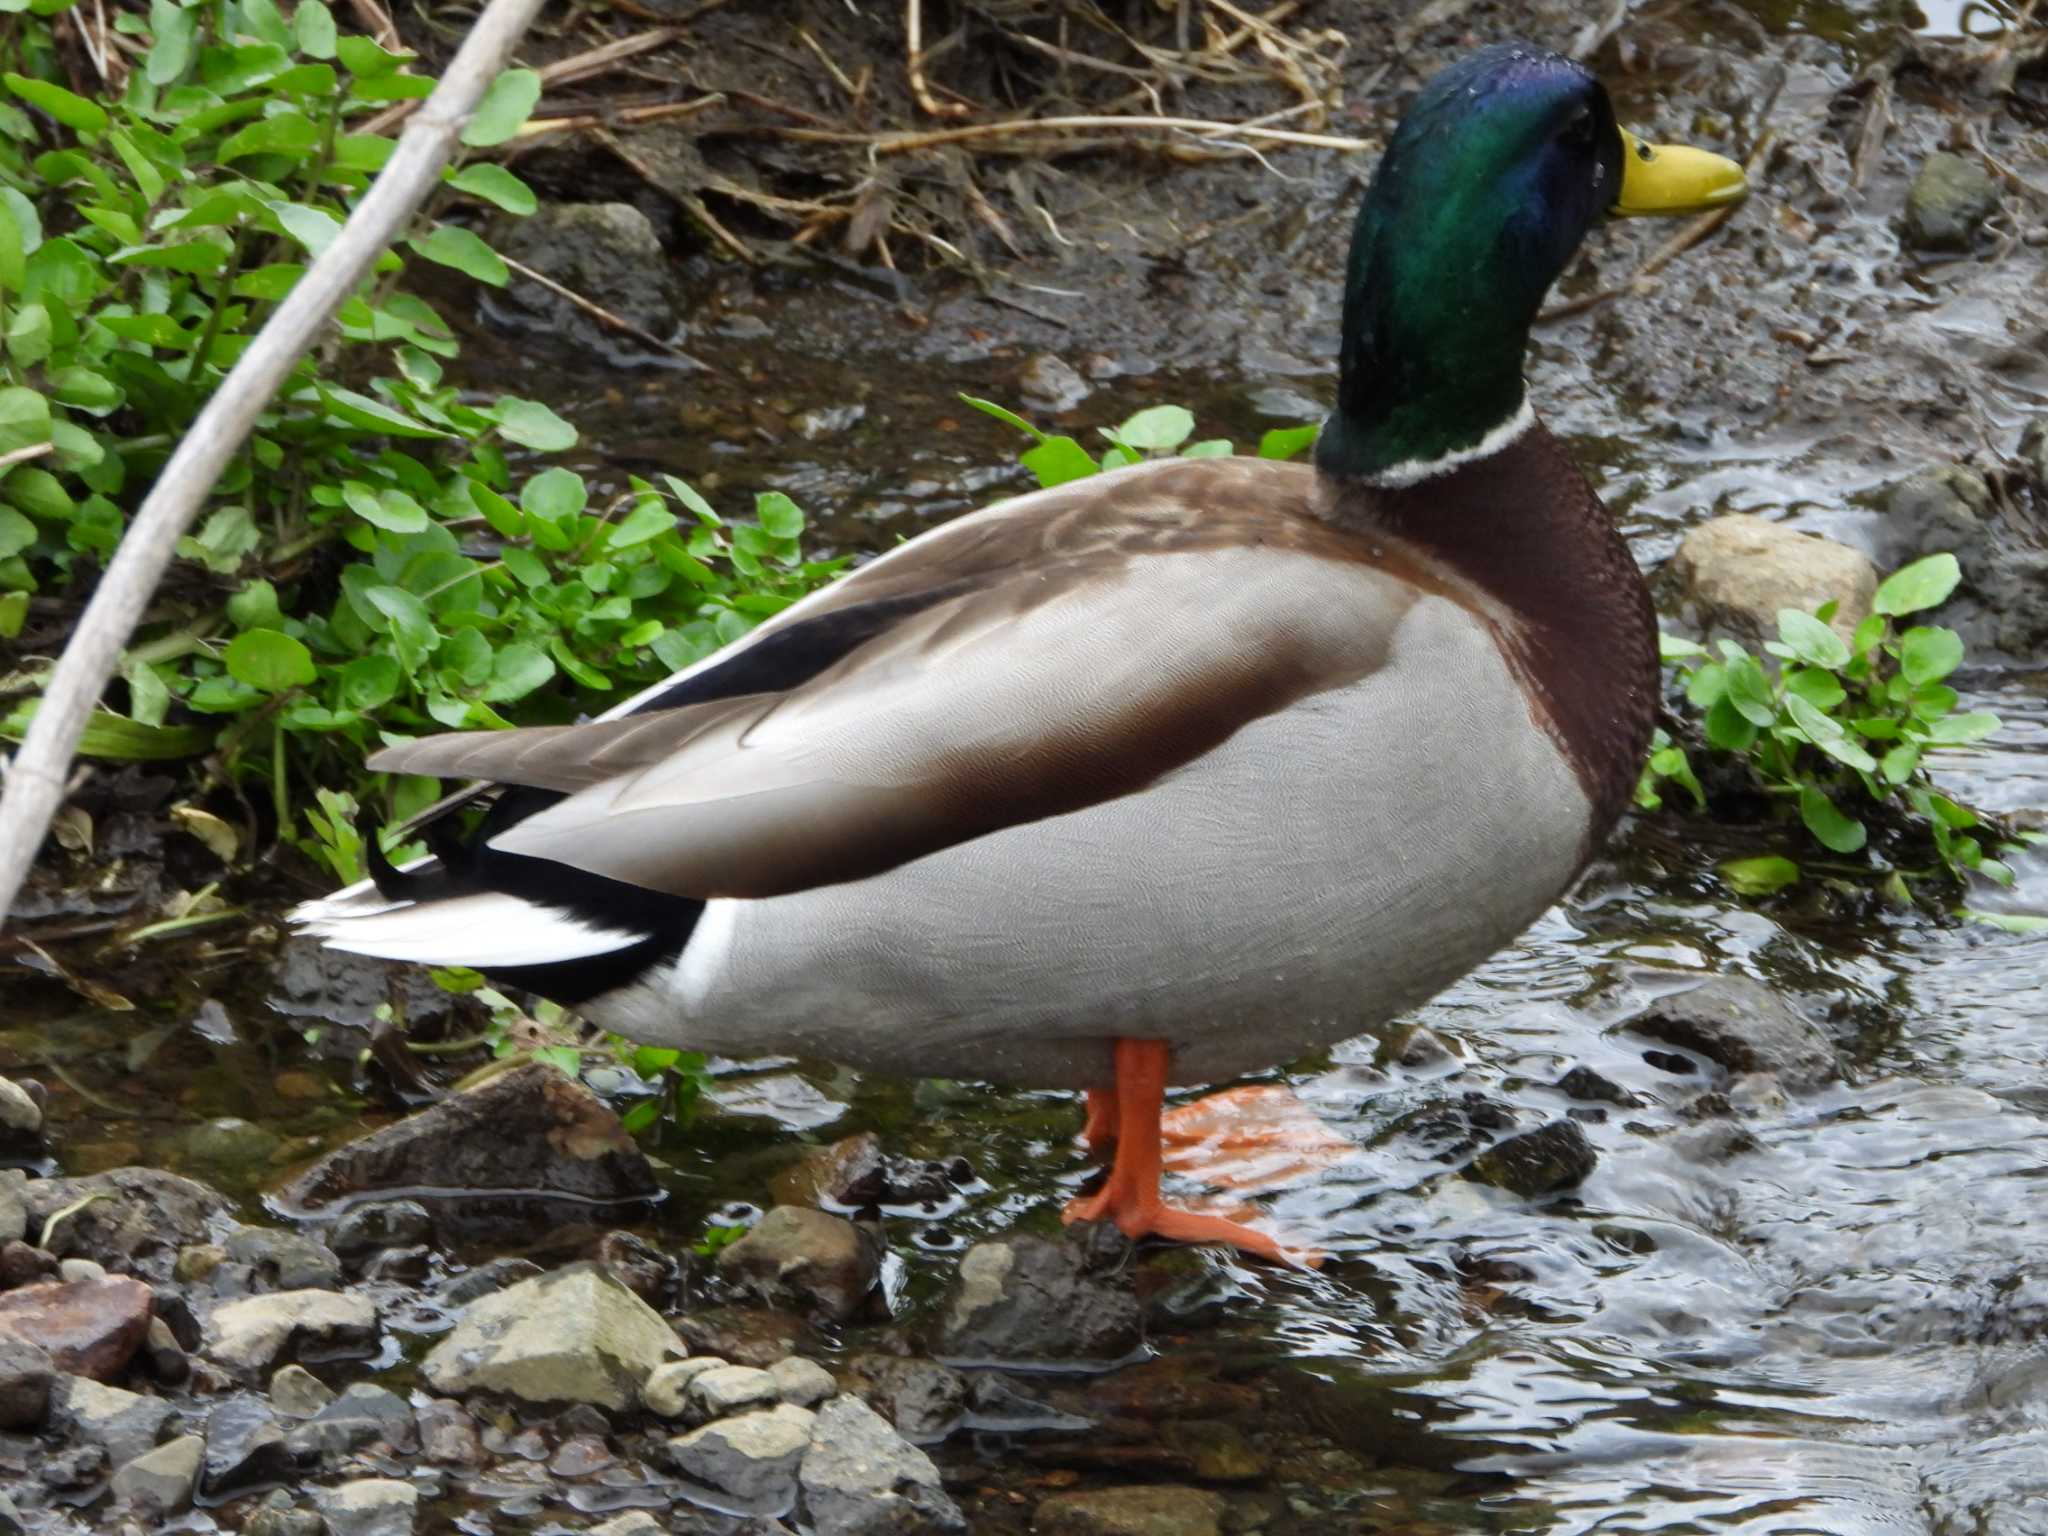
[1611,126,1748,217]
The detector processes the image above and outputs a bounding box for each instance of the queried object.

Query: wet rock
[1905,151,2001,253]
[1466,1119,1597,1197]
[1627,976,1839,1090]
[57,1256,106,1284]
[589,1515,663,1536]
[109,1430,202,1515]
[422,1261,681,1409]
[689,1363,782,1423]
[644,1356,728,1418]
[202,1394,289,1497]
[1158,1420,1266,1481]
[0,1171,25,1245]
[770,1355,837,1408]
[243,1490,325,1536]
[717,1206,881,1323]
[0,1334,53,1428]
[1667,514,1876,645]
[1034,1485,1228,1536]
[2022,418,2048,490]
[964,1370,1091,1433]
[168,1118,282,1186]
[1883,457,2048,654]
[1019,352,1091,413]
[270,1362,334,1417]
[597,1229,679,1309]
[673,1304,805,1367]
[0,1078,41,1144]
[283,1062,658,1237]
[770,1134,972,1212]
[442,1256,544,1305]
[0,1494,17,1536]
[312,1476,418,1536]
[495,202,681,347]
[669,1402,815,1506]
[288,1382,416,1459]
[18,1168,229,1281]
[38,1440,106,1488]
[360,1244,430,1283]
[174,1242,228,1285]
[269,936,457,1034]
[0,1241,54,1288]
[844,1355,965,1443]
[792,403,867,440]
[798,1394,965,1536]
[0,1275,153,1379]
[141,1316,188,1384]
[1555,1067,1642,1108]
[328,1199,433,1260]
[223,1224,342,1291]
[50,1373,173,1466]
[204,1289,378,1377]
[416,1396,485,1465]
[935,1234,1142,1367]
[549,1432,613,1477]
[1887,464,1993,550]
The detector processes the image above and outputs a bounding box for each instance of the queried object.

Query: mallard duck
[295,43,1746,1263]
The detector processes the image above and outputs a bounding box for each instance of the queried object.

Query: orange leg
[1062,1039,1317,1266]
[1080,1087,1119,1155]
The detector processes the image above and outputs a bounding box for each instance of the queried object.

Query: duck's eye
[1560,106,1597,151]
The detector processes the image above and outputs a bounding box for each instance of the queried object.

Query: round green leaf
[338,654,401,710]
[1798,785,1867,854]
[1110,405,1195,453]
[1774,608,1850,669]
[521,466,586,522]
[447,163,536,215]
[492,397,576,451]
[1898,625,1964,686]
[461,67,541,147]
[223,627,315,691]
[755,491,804,539]
[1873,553,1961,616]
[409,224,507,286]
[1720,855,1800,896]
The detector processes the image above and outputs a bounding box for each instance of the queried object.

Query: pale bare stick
[0,0,551,929]
[767,114,1369,155]
[906,0,969,119]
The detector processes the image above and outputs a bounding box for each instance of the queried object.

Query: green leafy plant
[1637,552,2013,900]
[0,0,839,864]
[692,1221,747,1259]
[962,395,1317,485]
[616,1043,710,1137]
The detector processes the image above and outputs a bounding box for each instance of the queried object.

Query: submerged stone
[1626,976,1840,1090]
[1466,1119,1598,1197]
[1905,151,2001,252]
[1034,1484,1229,1536]
[422,1261,681,1410]
[717,1206,881,1323]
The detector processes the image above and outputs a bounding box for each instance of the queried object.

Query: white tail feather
[291,888,648,967]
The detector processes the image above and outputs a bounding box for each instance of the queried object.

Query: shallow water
[8,1,2048,1531]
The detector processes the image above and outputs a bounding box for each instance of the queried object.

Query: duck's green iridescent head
[1316,44,1746,485]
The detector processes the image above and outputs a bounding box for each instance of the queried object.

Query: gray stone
[328,1199,432,1259]
[244,1490,325,1536]
[50,1374,174,1467]
[223,1224,342,1290]
[18,1168,228,1281]
[1019,352,1091,413]
[1465,1119,1598,1197]
[769,1355,837,1407]
[689,1363,782,1423]
[845,1355,965,1443]
[416,1397,484,1465]
[0,1077,40,1139]
[1627,976,1840,1090]
[643,1355,727,1417]
[422,1261,681,1409]
[0,1492,17,1536]
[589,1515,664,1536]
[935,1234,1142,1368]
[56,1257,106,1284]
[495,202,680,347]
[1905,151,2001,253]
[283,1062,657,1237]
[0,1334,53,1429]
[289,1382,415,1459]
[0,1170,26,1245]
[669,1402,815,1506]
[269,1362,335,1417]
[2022,418,2048,490]
[312,1477,418,1536]
[204,1289,377,1377]
[202,1394,290,1496]
[1667,514,1876,645]
[798,1394,964,1536]
[169,1118,282,1187]
[441,1257,544,1305]
[1887,464,1993,549]
[717,1206,880,1323]
[109,1431,202,1516]
[1034,1485,1228,1536]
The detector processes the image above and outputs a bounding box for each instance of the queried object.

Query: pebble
[109,1432,202,1516]
[312,1476,419,1536]
[288,1382,415,1459]
[1465,1119,1598,1197]
[688,1362,782,1423]
[643,1356,727,1417]
[223,1224,343,1290]
[769,1354,837,1407]
[141,1316,188,1384]
[589,1515,664,1536]
[717,1206,881,1323]
[0,1078,41,1140]
[0,1172,24,1246]
[328,1199,433,1260]
[269,1362,335,1417]
[416,1397,485,1465]
[936,1233,1142,1367]
[1904,150,2001,252]
[1626,976,1840,1091]
[243,1490,325,1536]
[50,1374,175,1467]
[1667,514,1876,645]
[202,1394,290,1496]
